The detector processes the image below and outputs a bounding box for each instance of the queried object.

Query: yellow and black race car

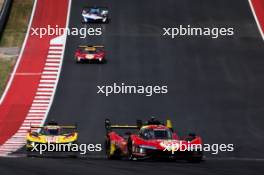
[26,120,78,157]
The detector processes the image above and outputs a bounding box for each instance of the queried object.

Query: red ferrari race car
[105,117,203,162]
[74,45,106,63]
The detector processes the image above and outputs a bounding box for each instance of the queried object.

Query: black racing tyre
[187,151,203,163]
[105,137,111,159]
[127,137,134,160]
[105,137,119,159]
[75,57,81,63]
[26,147,32,152]
[98,58,106,64]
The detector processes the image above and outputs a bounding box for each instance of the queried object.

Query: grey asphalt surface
[1,0,264,174]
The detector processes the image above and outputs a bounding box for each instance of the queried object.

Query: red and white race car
[74,45,106,63]
[105,117,203,162]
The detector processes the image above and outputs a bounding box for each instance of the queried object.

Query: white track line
[44,67,60,71]
[0,0,72,157]
[26,117,45,120]
[0,0,37,105]
[28,115,46,117]
[40,79,56,83]
[0,0,39,157]
[30,107,48,110]
[38,84,56,87]
[248,0,264,40]
[45,63,60,66]
[46,59,61,63]
[31,104,49,107]
[50,46,63,50]
[48,50,63,54]
[32,100,50,103]
[37,87,54,91]
[47,55,62,58]
[24,119,42,122]
[41,75,57,79]
[36,91,53,95]
[22,123,42,126]
[34,95,52,98]
[42,71,58,75]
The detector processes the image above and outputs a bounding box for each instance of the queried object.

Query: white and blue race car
[82,7,109,23]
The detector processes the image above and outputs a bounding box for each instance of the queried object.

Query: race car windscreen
[143,129,172,140]
[80,48,100,54]
[41,128,61,135]
[86,8,108,14]
[153,129,172,139]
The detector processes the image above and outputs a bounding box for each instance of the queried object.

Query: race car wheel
[104,18,110,23]
[102,18,109,23]
[105,138,111,159]
[187,151,203,163]
[98,58,106,64]
[75,57,80,63]
[26,146,32,152]
[69,141,79,158]
[105,137,119,159]
[127,137,135,160]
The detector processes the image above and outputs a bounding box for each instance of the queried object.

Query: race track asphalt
[1,0,264,174]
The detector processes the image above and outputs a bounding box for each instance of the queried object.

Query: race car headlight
[135,145,157,154]
[139,148,146,154]
[134,146,146,154]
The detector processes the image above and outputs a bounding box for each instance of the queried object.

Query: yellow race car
[26,120,78,157]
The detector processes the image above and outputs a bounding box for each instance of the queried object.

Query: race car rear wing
[29,125,77,131]
[108,125,138,129]
[79,45,104,48]
[105,118,173,132]
[105,119,141,132]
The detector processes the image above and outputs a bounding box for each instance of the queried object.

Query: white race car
[82,7,109,23]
